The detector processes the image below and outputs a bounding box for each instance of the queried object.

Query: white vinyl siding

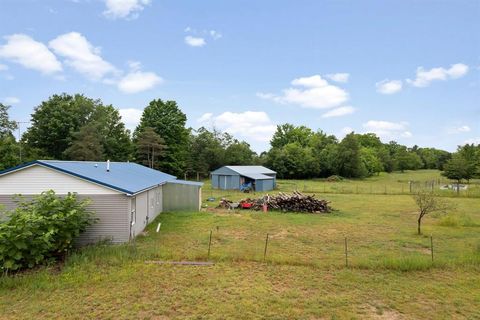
[0,165,120,195]
[0,194,130,244]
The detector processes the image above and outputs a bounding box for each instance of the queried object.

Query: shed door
[219,175,227,189]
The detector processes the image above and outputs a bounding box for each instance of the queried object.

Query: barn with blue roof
[211,166,277,192]
[0,160,203,244]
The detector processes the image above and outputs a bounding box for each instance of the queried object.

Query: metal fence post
[207,230,213,259]
[263,233,269,262]
[344,237,348,267]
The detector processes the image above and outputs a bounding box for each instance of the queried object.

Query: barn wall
[162,182,201,211]
[0,194,130,244]
[212,174,240,190]
[211,174,219,188]
[0,165,120,195]
[256,179,275,192]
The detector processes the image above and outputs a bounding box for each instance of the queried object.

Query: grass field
[0,170,479,319]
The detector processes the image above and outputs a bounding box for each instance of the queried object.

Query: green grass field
[1,170,479,319]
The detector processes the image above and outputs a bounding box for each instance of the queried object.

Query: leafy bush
[0,191,96,272]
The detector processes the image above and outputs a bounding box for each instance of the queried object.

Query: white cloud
[197,113,213,123]
[209,30,222,40]
[321,106,355,118]
[2,97,20,105]
[103,0,151,20]
[184,36,206,47]
[259,75,349,109]
[0,34,62,74]
[362,120,412,139]
[448,125,471,134]
[49,32,118,81]
[119,108,143,131]
[117,71,162,93]
[376,79,402,94]
[325,73,350,83]
[464,137,480,145]
[127,60,142,71]
[198,111,276,143]
[407,63,469,87]
[0,64,8,71]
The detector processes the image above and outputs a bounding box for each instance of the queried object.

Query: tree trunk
[457,179,460,195]
[417,216,422,235]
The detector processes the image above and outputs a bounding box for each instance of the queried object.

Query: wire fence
[130,224,480,271]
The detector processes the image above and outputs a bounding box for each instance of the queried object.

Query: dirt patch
[363,304,404,320]
[402,246,431,255]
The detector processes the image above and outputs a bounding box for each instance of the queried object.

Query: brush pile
[218,191,332,213]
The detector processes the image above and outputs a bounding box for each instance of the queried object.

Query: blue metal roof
[211,165,276,176]
[0,160,182,195]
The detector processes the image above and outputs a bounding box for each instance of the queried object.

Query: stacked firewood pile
[217,191,332,213]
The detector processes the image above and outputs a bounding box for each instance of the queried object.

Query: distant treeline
[0,94,479,180]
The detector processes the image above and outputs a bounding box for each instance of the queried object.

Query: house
[210,166,276,192]
[0,160,203,244]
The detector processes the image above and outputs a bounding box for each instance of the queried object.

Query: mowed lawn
[0,171,479,319]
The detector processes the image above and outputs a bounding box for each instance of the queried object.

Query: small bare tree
[412,190,450,235]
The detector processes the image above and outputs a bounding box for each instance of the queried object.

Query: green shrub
[0,191,96,272]
[439,213,479,227]
[438,214,459,227]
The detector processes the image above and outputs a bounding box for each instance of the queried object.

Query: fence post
[263,233,269,262]
[430,235,434,262]
[344,237,348,267]
[207,230,212,259]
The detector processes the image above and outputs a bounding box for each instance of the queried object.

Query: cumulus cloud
[376,79,402,94]
[184,36,206,47]
[2,97,20,105]
[325,73,350,83]
[49,32,118,81]
[258,75,349,109]
[321,106,355,118]
[0,34,62,74]
[197,111,277,143]
[464,137,480,145]
[119,108,143,131]
[447,125,471,134]
[197,113,213,123]
[407,63,469,87]
[117,71,162,94]
[103,0,151,20]
[363,120,412,139]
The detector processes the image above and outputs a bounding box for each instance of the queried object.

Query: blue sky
[0,0,479,152]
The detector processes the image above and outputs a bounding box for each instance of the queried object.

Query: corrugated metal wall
[0,194,130,244]
[211,174,240,190]
[256,179,275,192]
[162,182,201,211]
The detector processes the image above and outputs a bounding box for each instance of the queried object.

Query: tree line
[0,93,479,181]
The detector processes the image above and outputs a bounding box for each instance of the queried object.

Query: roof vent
[107,160,110,172]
